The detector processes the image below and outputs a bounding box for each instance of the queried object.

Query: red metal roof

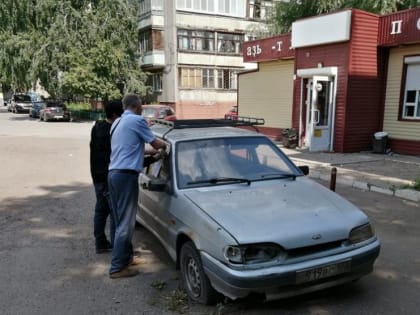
[379,7,420,46]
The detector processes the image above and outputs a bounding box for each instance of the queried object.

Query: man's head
[122,93,142,115]
[105,100,123,120]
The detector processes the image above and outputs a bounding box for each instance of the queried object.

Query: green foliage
[411,177,420,191]
[271,0,420,34]
[0,0,147,99]
[66,102,91,111]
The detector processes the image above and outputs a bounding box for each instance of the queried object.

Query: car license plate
[55,115,63,119]
[295,260,351,284]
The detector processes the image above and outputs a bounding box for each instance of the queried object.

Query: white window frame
[176,0,246,17]
[402,59,420,120]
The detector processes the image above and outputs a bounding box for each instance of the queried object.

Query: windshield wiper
[259,173,298,180]
[187,177,251,186]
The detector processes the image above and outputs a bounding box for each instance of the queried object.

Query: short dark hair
[105,100,123,119]
[122,93,142,110]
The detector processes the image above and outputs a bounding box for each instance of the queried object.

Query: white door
[305,76,334,152]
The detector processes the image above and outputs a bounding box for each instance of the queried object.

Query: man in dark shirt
[90,100,124,253]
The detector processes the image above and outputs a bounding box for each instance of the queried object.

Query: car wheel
[180,241,221,305]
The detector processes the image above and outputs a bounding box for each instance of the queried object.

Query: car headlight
[224,243,285,264]
[349,224,374,244]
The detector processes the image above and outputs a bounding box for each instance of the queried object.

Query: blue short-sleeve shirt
[109,110,156,172]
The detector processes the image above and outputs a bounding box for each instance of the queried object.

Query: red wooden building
[239,8,420,155]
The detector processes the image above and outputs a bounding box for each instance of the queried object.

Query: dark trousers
[93,182,115,249]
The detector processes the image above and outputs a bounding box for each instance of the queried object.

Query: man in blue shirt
[108,94,166,279]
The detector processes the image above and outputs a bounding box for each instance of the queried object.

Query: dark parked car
[142,104,176,125]
[29,101,47,118]
[10,94,33,113]
[39,101,70,122]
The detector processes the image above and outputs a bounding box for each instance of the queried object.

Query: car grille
[286,240,344,259]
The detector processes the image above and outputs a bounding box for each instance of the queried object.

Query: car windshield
[176,137,300,189]
[15,95,32,102]
[142,108,157,118]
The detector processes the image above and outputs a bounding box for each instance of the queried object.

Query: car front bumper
[201,239,380,300]
[45,112,70,120]
[15,105,31,113]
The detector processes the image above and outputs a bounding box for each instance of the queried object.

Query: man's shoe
[130,255,145,266]
[96,247,112,254]
[96,241,112,254]
[109,267,139,279]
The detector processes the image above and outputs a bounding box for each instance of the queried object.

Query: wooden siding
[344,10,384,152]
[238,60,294,129]
[294,42,349,152]
[383,45,420,142]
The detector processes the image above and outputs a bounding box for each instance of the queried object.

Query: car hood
[183,178,368,248]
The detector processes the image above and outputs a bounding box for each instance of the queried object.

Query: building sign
[379,8,420,46]
[243,34,293,63]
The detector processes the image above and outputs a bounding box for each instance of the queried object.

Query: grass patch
[412,177,420,191]
[164,288,189,314]
[150,280,167,291]
[402,177,420,191]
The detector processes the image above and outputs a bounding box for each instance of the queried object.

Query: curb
[291,158,420,202]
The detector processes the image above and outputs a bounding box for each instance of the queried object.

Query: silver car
[138,119,380,304]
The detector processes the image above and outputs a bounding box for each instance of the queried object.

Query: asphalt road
[0,108,419,315]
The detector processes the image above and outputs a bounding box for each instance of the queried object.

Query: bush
[66,102,91,111]
[66,102,104,121]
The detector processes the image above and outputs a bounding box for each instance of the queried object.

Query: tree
[0,0,147,100]
[271,0,420,34]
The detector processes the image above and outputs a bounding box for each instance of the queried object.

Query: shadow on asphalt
[0,182,395,314]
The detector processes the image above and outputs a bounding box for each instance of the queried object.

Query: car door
[138,153,173,245]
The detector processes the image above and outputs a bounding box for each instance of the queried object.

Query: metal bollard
[330,167,337,191]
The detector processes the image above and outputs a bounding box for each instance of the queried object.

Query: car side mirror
[142,178,168,192]
[298,165,309,175]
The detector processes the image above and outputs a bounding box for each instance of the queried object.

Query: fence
[69,109,104,121]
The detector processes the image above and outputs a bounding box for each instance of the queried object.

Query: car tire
[180,241,221,305]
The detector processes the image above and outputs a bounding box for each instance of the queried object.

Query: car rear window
[142,108,157,118]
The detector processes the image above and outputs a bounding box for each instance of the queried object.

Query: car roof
[150,118,266,142]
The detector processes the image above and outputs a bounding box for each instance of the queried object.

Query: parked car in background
[137,118,380,305]
[10,94,33,113]
[29,101,47,118]
[224,105,238,120]
[142,104,176,124]
[39,101,70,122]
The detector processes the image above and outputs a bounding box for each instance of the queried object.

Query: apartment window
[139,29,152,54]
[177,29,215,51]
[402,62,420,119]
[139,0,150,15]
[217,69,238,90]
[217,33,243,54]
[249,0,275,19]
[152,73,162,92]
[179,68,237,90]
[177,0,245,17]
[202,69,215,88]
[179,68,202,88]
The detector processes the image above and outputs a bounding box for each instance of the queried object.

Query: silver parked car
[138,118,380,304]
